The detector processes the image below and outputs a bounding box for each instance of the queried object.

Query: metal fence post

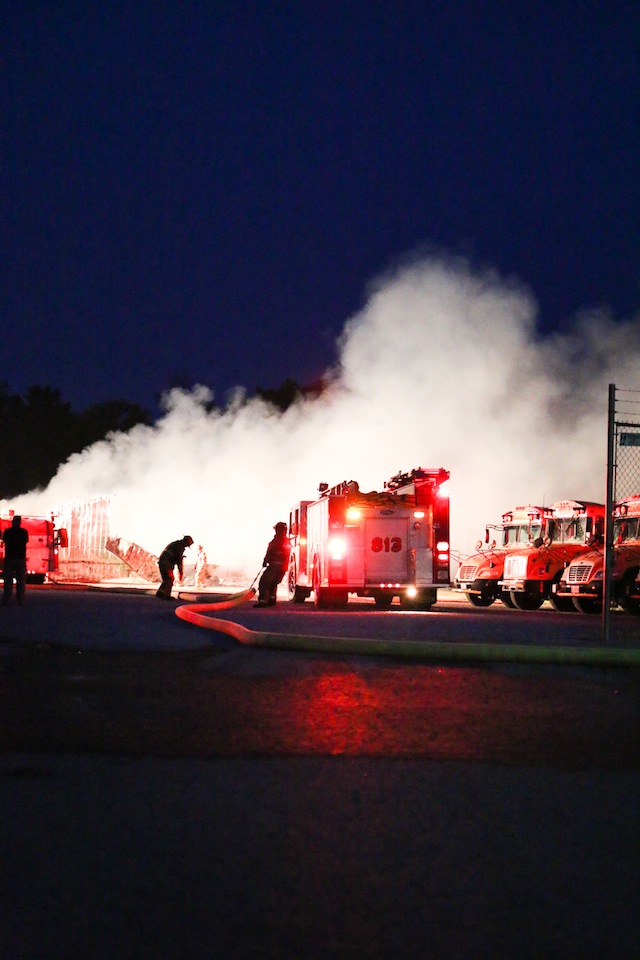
[602,384,615,644]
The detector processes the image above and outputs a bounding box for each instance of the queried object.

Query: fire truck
[554,494,640,614]
[287,467,450,609]
[498,499,605,611]
[453,504,552,607]
[0,512,68,584]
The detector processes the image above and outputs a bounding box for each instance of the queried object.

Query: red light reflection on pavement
[295,673,383,754]
[283,666,493,759]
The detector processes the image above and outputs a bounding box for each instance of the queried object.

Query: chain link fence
[614,388,640,500]
[604,386,640,642]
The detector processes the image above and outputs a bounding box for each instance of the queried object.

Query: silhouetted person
[255,522,290,607]
[2,515,29,606]
[156,535,194,599]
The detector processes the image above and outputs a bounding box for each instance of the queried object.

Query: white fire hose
[174,594,640,668]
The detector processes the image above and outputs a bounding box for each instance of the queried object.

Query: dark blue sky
[3,1,639,413]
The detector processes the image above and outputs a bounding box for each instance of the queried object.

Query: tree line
[1,378,326,499]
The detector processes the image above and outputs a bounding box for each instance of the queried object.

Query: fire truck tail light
[329,537,345,560]
[436,541,449,551]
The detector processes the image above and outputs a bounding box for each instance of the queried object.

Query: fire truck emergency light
[329,537,345,560]
[413,510,425,519]
[346,507,362,521]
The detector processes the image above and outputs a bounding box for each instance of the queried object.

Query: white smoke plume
[10,254,640,575]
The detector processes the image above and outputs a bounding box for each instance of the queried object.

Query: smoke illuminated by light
[7,254,640,576]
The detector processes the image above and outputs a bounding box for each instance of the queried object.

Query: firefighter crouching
[156,535,194,599]
[255,522,290,607]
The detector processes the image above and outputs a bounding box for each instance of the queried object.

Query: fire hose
[174,592,640,668]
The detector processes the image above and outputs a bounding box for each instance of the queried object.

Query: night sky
[3,1,639,415]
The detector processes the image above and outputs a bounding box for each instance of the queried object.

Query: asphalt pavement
[1,584,638,960]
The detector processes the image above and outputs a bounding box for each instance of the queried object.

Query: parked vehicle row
[454,496,640,614]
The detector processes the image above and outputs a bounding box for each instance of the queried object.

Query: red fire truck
[453,504,552,607]
[498,499,605,610]
[286,467,450,609]
[554,494,640,613]
[0,512,68,584]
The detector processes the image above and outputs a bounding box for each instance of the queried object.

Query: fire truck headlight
[594,570,603,580]
[346,507,361,522]
[329,537,345,560]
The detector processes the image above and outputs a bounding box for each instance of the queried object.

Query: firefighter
[2,515,29,607]
[255,522,290,607]
[156,534,194,599]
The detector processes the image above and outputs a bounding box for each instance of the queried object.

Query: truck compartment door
[363,518,409,584]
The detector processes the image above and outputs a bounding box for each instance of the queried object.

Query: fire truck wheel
[572,596,601,614]
[500,591,515,608]
[314,588,332,608]
[374,594,394,608]
[287,560,307,603]
[399,591,434,611]
[330,589,348,608]
[510,591,544,611]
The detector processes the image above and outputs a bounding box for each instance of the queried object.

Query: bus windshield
[614,517,640,543]
[503,523,543,546]
[550,517,588,544]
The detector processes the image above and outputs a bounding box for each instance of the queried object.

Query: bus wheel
[374,593,394,608]
[467,591,495,607]
[548,594,576,612]
[510,591,544,611]
[572,596,601,614]
[618,571,640,613]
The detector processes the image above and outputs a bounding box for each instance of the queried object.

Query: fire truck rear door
[363,517,410,584]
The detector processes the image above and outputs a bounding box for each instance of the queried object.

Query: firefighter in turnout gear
[255,522,290,607]
[156,535,194,599]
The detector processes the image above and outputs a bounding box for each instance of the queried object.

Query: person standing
[255,522,290,607]
[155,535,194,599]
[2,516,29,607]
[194,544,208,589]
